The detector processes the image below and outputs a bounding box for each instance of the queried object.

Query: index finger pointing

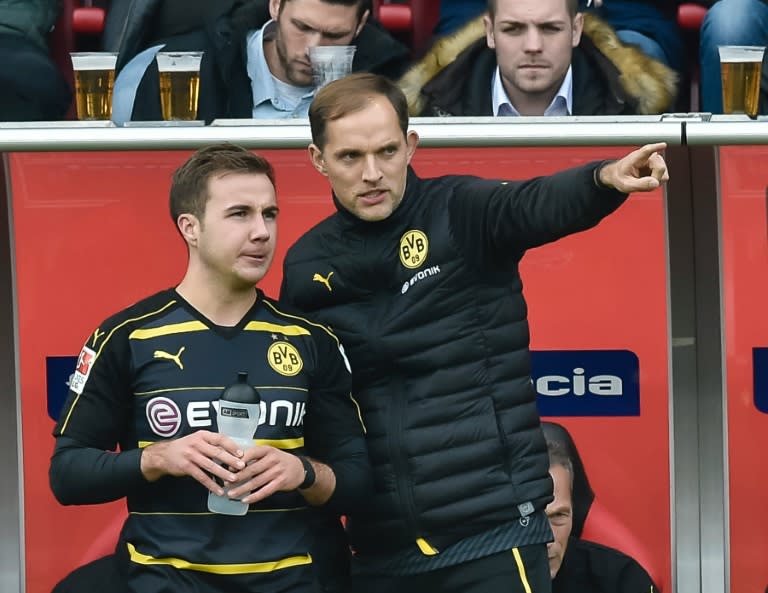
[635,142,668,159]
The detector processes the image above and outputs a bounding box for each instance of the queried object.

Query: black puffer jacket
[281,164,627,555]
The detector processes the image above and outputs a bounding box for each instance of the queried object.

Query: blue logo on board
[533,350,640,416]
[754,348,768,414]
[46,356,77,421]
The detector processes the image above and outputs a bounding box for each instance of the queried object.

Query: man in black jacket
[398,0,677,117]
[125,0,411,122]
[279,72,669,593]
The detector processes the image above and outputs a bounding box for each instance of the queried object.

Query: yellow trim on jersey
[256,437,304,449]
[416,538,439,555]
[134,385,309,397]
[349,394,366,434]
[60,299,178,434]
[512,547,533,593]
[126,543,312,574]
[243,321,310,336]
[262,301,340,344]
[129,320,208,340]
[138,437,304,449]
[135,386,224,397]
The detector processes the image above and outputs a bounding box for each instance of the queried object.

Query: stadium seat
[49,0,108,118]
[373,0,440,58]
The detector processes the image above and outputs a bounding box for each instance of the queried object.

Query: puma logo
[153,347,185,370]
[312,271,334,292]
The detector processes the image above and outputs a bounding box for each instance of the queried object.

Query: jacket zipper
[387,372,438,553]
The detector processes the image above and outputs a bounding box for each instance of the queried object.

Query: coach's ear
[308,144,328,177]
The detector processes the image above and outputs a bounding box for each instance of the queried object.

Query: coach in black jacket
[280,73,669,593]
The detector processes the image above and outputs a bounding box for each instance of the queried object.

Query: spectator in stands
[699,0,768,113]
[544,426,659,593]
[399,0,677,117]
[582,0,686,80]
[0,0,71,121]
[122,0,411,122]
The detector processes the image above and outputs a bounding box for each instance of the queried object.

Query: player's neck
[176,274,257,327]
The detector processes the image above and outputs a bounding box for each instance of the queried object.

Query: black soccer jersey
[51,289,368,593]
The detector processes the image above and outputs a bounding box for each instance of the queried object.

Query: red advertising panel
[10,146,670,592]
[719,146,768,593]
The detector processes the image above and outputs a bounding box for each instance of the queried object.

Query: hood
[398,13,677,116]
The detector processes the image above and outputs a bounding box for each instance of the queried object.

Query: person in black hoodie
[280,72,669,593]
[117,0,411,122]
[542,424,658,593]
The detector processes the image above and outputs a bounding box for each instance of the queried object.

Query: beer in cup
[718,45,765,118]
[70,52,118,121]
[156,51,204,121]
[308,46,356,89]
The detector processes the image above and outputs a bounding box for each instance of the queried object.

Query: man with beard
[125,0,410,122]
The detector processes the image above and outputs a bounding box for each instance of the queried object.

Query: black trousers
[351,543,551,593]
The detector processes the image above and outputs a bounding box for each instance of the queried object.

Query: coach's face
[309,94,419,222]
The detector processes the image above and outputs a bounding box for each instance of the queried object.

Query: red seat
[373,0,440,58]
[49,1,108,118]
[677,2,708,31]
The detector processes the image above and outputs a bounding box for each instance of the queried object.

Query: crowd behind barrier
[4,0,768,123]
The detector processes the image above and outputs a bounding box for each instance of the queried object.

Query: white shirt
[491,65,573,117]
[246,21,315,119]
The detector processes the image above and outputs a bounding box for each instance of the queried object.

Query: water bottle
[207,372,262,516]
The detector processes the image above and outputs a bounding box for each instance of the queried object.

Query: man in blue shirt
[127,0,410,122]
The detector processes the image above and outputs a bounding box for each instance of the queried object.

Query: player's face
[268,0,367,87]
[195,172,278,290]
[545,463,574,579]
[485,0,582,112]
[309,94,419,222]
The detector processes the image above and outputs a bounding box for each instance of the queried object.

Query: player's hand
[140,430,246,495]
[226,446,306,504]
[598,142,669,193]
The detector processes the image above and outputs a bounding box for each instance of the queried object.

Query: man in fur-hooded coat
[399,0,678,117]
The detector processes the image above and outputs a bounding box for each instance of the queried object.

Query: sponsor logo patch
[146,396,182,437]
[534,350,640,416]
[70,346,96,395]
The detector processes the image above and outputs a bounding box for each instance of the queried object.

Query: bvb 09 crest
[268,342,303,376]
[399,230,429,269]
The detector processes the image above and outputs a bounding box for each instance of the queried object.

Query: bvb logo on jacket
[399,229,429,269]
[400,229,442,294]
